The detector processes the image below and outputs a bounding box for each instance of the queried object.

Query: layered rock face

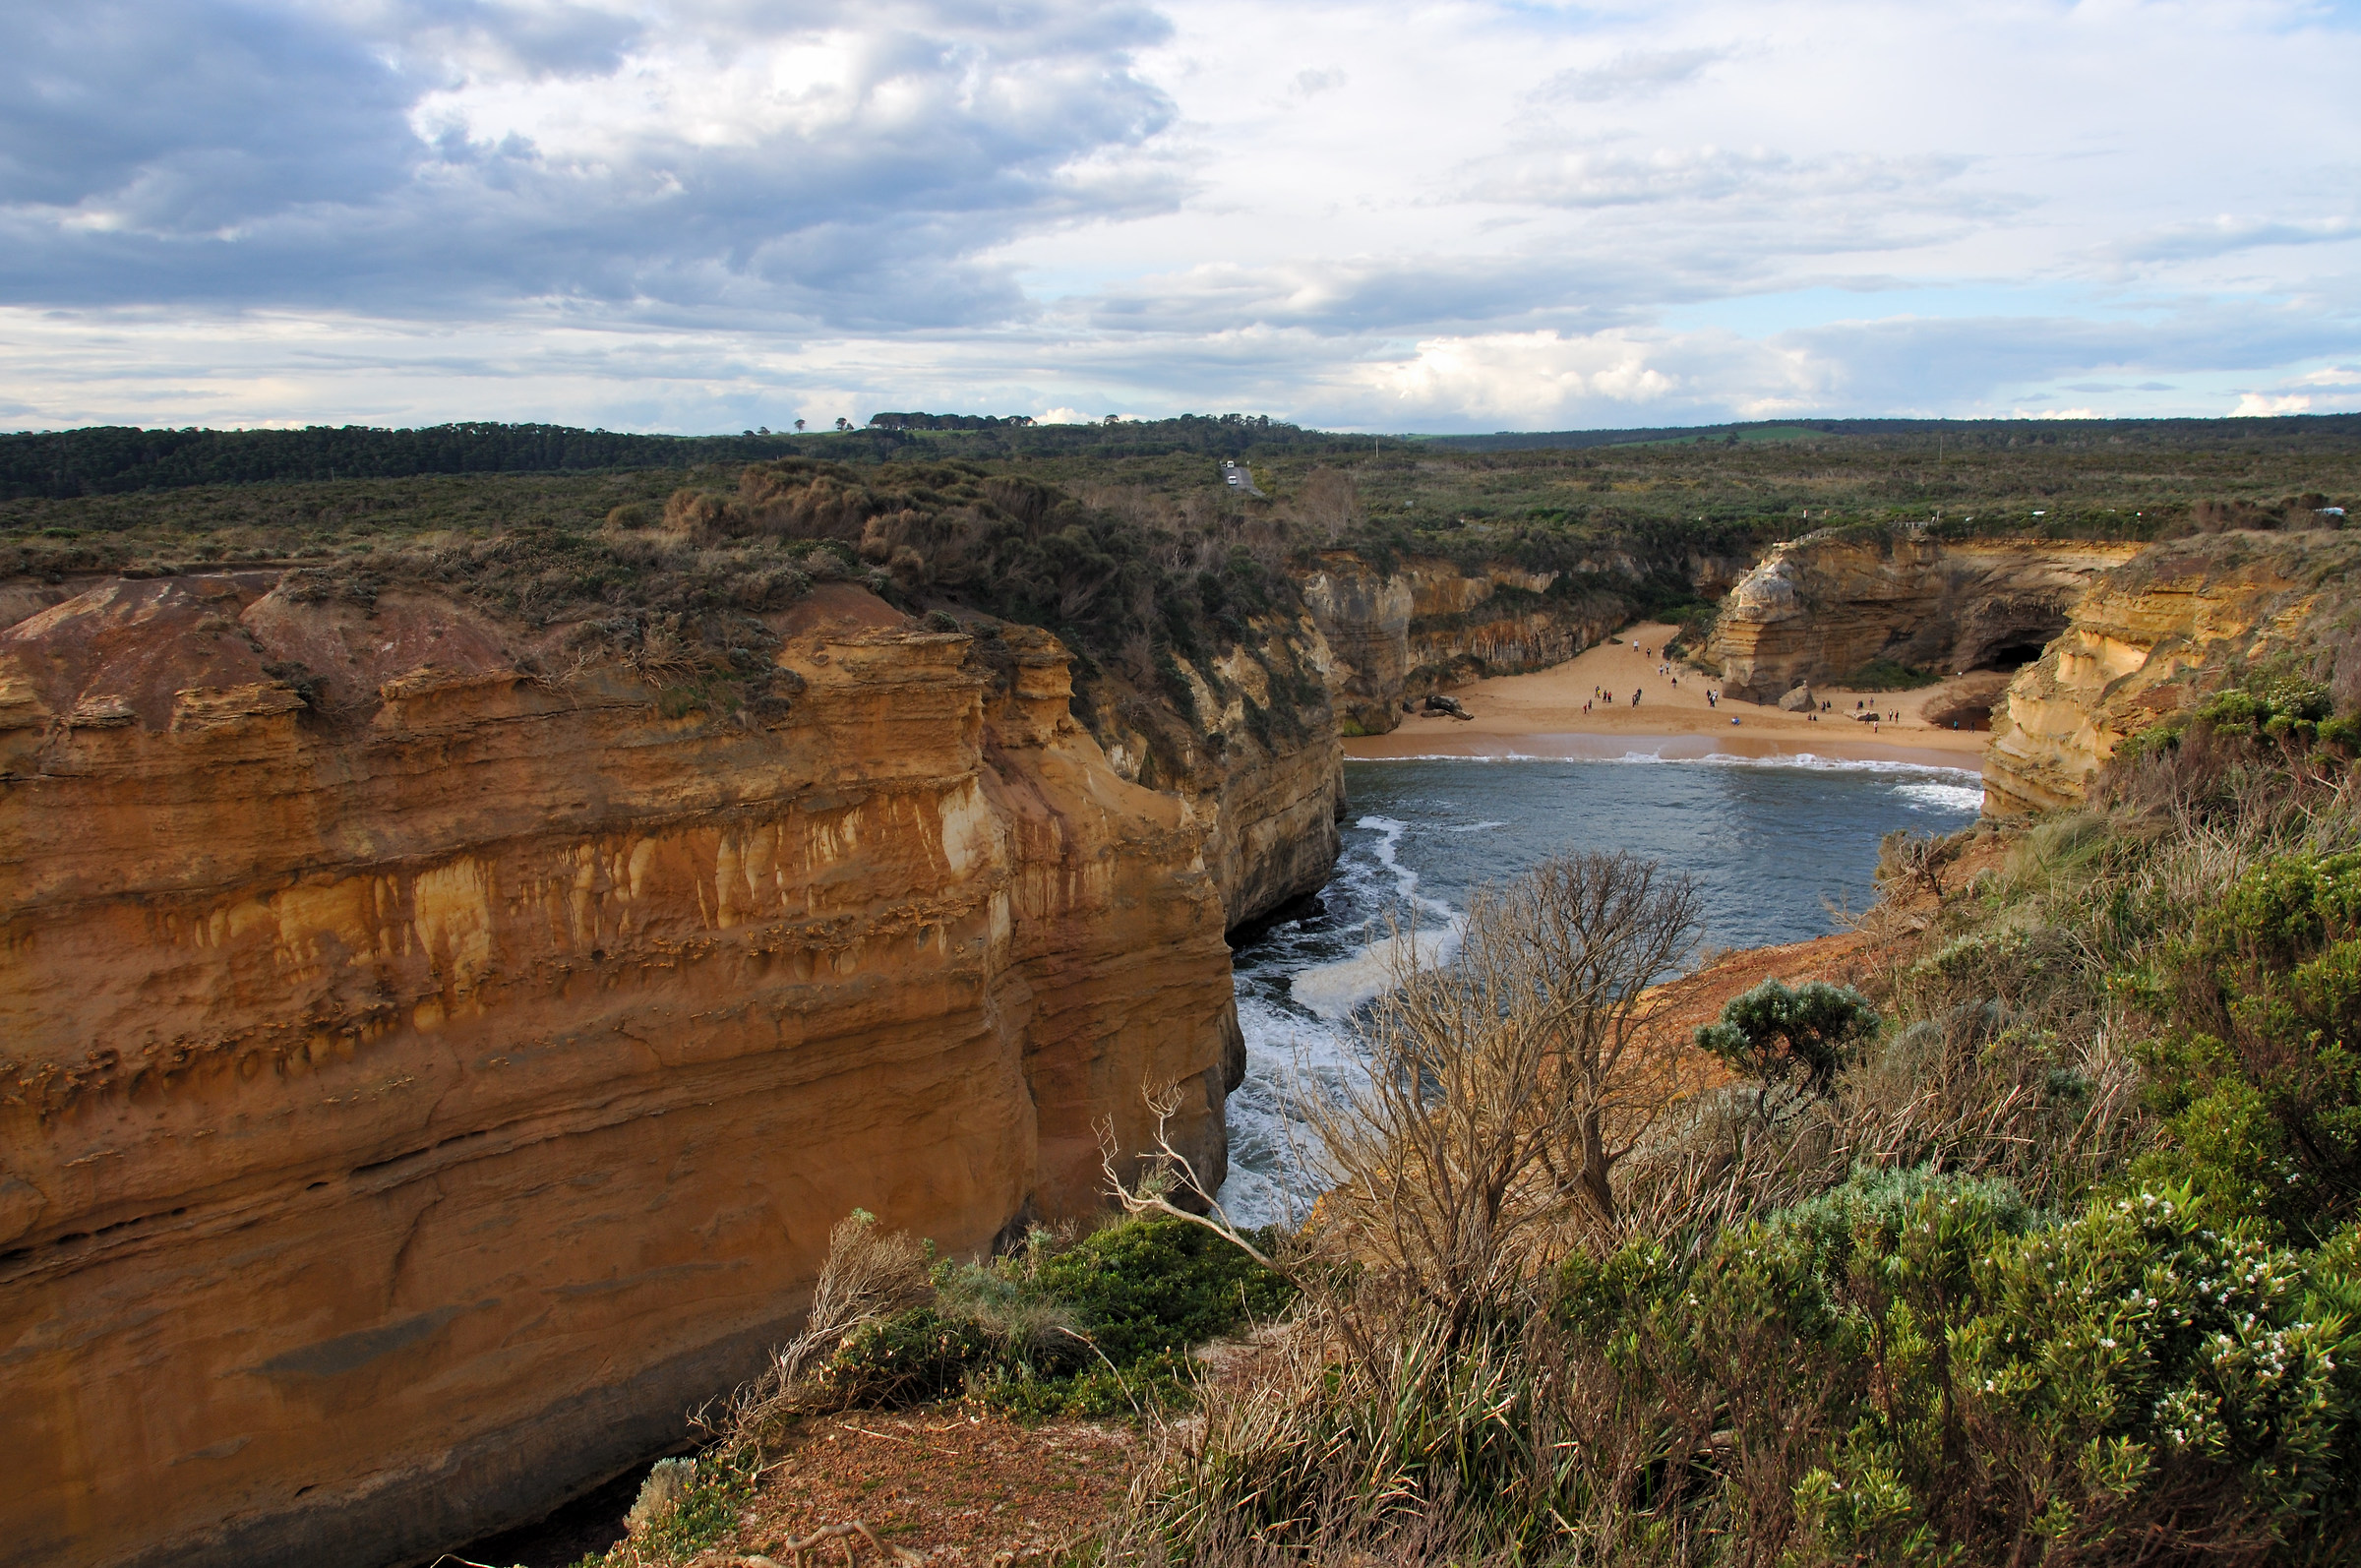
[1983,530,2361,817]
[1080,608,1345,931]
[1296,554,1697,735]
[0,575,1241,1568]
[1708,532,2145,701]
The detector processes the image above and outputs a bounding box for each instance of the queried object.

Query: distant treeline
[1428,413,2361,452]
[866,411,1038,429]
[20,411,2351,502]
[0,424,817,501]
[0,415,1335,499]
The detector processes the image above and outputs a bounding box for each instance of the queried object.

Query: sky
[3,0,2358,435]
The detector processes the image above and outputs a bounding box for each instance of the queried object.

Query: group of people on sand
[1570,637,1732,717]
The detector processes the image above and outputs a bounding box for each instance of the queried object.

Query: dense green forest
[0,414,1334,500]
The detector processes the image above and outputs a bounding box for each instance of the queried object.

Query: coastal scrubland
[5,415,2356,752]
[12,418,2361,1565]
[583,666,2361,1568]
[10,413,2358,602]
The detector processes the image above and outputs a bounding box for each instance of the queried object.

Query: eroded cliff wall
[1294,552,1723,735]
[0,575,1239,1568]
[1983,530,2361,817]
[1707,532,2145,701]
[1080,608,1345,932]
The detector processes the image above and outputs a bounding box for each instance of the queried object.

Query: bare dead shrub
[697,1210,932,1455]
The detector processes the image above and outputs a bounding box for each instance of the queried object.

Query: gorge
[0,575,1263,1568]
[7,423,2357,1568]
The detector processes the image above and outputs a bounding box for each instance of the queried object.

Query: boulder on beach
[1777,685,1817,712]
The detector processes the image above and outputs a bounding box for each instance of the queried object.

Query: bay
[1215,754,1985,1227]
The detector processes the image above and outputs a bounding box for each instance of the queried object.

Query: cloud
[2109,215,2359,266]
[1535,47,1728,103]
[0,1,1180,328]
[6,0,2361,432]
[2232,392,2315,415]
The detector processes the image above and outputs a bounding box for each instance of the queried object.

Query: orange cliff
[1294,550,1748,735]
[1983,529,2361,816]
[1705,530,2146,703]
[0,575,1243,1568]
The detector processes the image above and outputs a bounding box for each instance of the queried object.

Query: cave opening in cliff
[1983,639,2052,672]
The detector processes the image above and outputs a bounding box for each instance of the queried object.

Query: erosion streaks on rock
[1708,532,2144,701]
[0,576,1238,1568]
[1982,530,2361,816]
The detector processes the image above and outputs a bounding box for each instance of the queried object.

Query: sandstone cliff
[1983,530,2361,817]
[1295,551,1735,735]
[0,575,1241,1568]
[1076,609,1344,932]
[1708,531,2145,701]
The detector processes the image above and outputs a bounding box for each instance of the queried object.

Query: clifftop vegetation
[593,668,2361,1568]
[8,413,2355,651]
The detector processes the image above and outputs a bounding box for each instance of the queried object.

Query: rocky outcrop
[1983,530,2361,817]
[0,575,1241,1568]
[1296,556,1413,735]
[1708,531,2145,701]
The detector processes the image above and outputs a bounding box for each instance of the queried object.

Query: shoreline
[1341,729,1981,770]
[1341,619,1993,773]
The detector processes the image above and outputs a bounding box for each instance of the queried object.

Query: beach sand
[1342,621,1994,769]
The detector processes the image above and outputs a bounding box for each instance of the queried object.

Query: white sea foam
[1216,814,1462,1227]
[1216,995,1357,1228]
[1292,925,1459,1019]
[1354,750,1982,784]
[1896,781,1986,812]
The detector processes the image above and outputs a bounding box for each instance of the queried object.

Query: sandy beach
[1342,621,1994,769]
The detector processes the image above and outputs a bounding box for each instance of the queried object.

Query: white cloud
[4,1,2361,431]
[1534,47,1730,103]
[2232,392,2315,415]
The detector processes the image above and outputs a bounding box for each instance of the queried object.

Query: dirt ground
[1346,621,1996,765]
[581,1409,1147,1568]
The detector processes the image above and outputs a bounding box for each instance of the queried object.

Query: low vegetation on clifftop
[597,667,2361,1568]
[12,417,2361,1567]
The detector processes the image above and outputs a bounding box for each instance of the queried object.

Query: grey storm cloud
[0,1,1180,328]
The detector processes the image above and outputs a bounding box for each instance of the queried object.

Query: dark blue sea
[1215,754,1984,1225]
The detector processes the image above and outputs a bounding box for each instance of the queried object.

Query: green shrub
[1692,977,1879,1106]
[2143,850,2361,1234]
[618,1451,756,1559]
[805,1216,1292,1422]
[1846,657,1942,691]
[1559,1169,2361,1563]
[815,1308,990,1407]
[1035,1216,1295,1366]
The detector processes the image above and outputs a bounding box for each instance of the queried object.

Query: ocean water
[1213,754,1986,1227]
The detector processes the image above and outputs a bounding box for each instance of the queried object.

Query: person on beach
[1632,688,1643,707]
